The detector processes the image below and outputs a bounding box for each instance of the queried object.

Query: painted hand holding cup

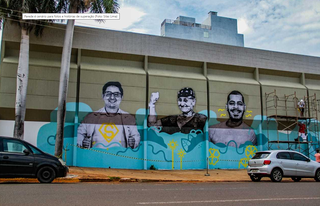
[150,92,159,105]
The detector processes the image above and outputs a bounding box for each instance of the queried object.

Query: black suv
[0,136,68,183]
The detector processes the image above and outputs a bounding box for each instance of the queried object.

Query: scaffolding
[265,90,320,157]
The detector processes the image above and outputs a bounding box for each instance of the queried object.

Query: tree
[0,0,57,140]
[55,0,119,157]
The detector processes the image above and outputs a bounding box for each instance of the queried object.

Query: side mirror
[306,158,311,162]
[23,149,30,155]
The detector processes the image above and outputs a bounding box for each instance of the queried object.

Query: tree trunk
[14,28,29,140]
[55,19,75,157]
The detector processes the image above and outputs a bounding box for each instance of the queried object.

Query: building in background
[161,11,244,47]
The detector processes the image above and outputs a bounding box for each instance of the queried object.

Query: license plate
[251,169,259,173]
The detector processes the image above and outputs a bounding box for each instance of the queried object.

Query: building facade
[0,21,320,170]
[161,11,244,46]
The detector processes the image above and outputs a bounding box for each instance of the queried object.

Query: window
[28,144,43,155]
[292,153,308,161]
[277,152,291,160]
[252,152,270,159]
[3,139,28,153]
[204,32,209,38]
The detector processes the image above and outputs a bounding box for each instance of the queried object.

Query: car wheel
[250,175,262,182]
[291,177,301,182]
[315,169,320,182]
[37,166,56,183]
[270,168,282,182]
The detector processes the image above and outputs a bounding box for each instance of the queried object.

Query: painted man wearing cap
[209,90,257,148]
[77,81,140,149]
[148,87,207,134]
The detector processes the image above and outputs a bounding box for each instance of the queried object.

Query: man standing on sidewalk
[315,149,320,163]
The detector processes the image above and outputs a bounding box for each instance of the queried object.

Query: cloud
[75,6,146,31]
[76,0,320,56]
[238,18,252,34]
[216,0,320,56]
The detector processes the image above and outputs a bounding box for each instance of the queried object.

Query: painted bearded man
[148,87,207,134]
[209,90,257,147]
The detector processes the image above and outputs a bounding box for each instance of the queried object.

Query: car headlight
[59,158,66,166]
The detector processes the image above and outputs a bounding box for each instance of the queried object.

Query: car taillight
[263,160,271,165]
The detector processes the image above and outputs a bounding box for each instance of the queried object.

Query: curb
[0,177,253,183]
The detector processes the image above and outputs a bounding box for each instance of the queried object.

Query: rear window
[252,152,270,159]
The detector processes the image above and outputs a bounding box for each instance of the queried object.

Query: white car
[247,150,320,182]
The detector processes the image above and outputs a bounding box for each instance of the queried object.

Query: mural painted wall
[146,61,208,170]
[206,67,262,169]
[1,44,320,170]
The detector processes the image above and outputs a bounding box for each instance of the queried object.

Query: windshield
[252,152,270,159]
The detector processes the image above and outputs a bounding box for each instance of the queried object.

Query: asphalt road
[0,182,319,206]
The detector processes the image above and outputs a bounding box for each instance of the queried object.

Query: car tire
[250,175,262,182]
[270,168,283,182]
[291,177,301,182]
[37,166,56,183]
[315,169,320,182]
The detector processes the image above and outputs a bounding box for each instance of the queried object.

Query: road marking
[91,187,248,192]
[137,197,320,205]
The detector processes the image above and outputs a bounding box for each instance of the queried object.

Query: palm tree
[55,0,119,157]
[0,0,57,140]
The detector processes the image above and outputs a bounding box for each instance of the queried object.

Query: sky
[75,0,320,57]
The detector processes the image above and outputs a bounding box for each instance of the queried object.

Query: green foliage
[150,165,157,170]
[57,0,119,16]
[109,176,120,181]
[0,0,58,36]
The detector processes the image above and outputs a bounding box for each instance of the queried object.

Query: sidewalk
[69,167,251,183]
[0,167,251,183]
[0,167,314,183]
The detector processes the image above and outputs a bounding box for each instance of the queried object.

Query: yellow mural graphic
[208,148,220,165]
[99,123,119,143]
[246,110,252,113]
[218,108,227,117]
[168,139,178,170]
[239,145,257,168]
[177,149,186,170]
[245,114,252,118]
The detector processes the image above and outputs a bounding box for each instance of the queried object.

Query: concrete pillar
[144,55,148,170]
[255,67,264,151]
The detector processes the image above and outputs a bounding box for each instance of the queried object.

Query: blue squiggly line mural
[116,143,141,155]
[148,144,171,162]
[94,142,123,148]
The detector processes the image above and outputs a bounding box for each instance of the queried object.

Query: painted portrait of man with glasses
[77,81,140,149]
